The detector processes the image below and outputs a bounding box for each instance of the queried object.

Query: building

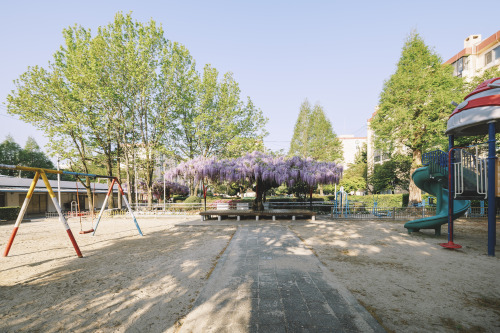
[366,30,500,194]
[338,135,367,169]
[0,176,120,215]
[445,31,500,78]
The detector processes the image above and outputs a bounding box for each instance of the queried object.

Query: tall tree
[289,99,342,162]
[7,13,180,207]
[289,100,312,158]
[370,31,462,205]
[170,64,268,194]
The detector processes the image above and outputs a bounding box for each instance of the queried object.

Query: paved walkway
[179,225,385,333]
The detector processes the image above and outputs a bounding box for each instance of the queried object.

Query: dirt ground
[290,218,500,333]
[0,216,236,332]
[0,216,499,332]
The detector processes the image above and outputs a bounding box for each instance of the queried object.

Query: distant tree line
[0,135,68,180]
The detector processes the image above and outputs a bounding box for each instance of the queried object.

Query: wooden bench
[200,209,316,222]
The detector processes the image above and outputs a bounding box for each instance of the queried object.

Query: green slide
[404,166,470,235]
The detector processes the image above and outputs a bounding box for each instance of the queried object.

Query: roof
[446,78,500,136]
[0,175,118,194]
[445,30,500,64]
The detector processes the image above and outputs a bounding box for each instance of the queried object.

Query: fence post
[392,208,395,220]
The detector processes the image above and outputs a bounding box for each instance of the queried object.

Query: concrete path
[179,225,385,332]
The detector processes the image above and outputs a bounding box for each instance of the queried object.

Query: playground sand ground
[0,216,499,332]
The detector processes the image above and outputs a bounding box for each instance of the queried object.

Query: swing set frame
[0,164,143,258]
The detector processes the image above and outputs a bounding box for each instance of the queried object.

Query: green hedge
[267,197,324,203]
[183,196,201,203]
[321,194,404,207]
[0,207,21,221]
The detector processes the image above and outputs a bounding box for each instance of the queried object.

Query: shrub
[402,193,409,207]
[172,195,187,203]
[0,207,21,221]
[184,196,201,203]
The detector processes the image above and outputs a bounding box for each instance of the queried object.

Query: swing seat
[79,229,94,234]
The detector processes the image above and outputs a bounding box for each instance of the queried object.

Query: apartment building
[366,31,500,194]
[338,135,367,169]
[445,31,500,78]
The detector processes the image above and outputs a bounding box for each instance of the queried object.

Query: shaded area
[0,219,235,332]
[179,225,384,332]
[291,219,500,332]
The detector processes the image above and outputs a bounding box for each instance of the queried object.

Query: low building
[0,176,120,215]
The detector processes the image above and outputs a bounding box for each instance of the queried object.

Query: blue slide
[404,166,470,235]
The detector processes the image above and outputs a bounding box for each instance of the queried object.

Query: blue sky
[0,0,498,155]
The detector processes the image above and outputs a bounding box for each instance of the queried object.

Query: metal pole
[116,180,143,236]
[40,171,83,257]
[487,121,496,256]
[57,155,61,206]
[448,135,454,243]
[134,150,139,206]
[163,159,166,212]
[92,178,116,235]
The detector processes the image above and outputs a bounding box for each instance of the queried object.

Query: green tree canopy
[368,154,411,194]
[370,31,463,204]
[288,99,342,162]
[7,12,268,203]
[339,143,367,193]
[0,136,55,178]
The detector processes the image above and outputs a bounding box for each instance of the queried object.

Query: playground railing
[422,149,448,176]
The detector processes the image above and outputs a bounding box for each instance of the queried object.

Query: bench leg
[237,216,240,221]
[256,216,259,221]
[201,215,204,221]
[272,216,275,221]
[218,216,221,221]
[312,215,315,221]
[292,216,296,221]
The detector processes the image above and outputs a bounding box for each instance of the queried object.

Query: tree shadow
[0,225,236,332]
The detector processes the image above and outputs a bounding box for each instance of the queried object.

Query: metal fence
[331,206,497,220]
[45,202,498,219]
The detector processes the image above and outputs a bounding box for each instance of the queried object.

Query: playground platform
[200,209,316,221]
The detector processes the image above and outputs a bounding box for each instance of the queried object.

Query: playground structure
[0,164,143,258]
[331,189,349,217]
[405,77,500,256]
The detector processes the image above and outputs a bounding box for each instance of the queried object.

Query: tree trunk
[408,149,422,206]
[105,151,114,209]
[124,149,134,205]
[85,177,93,213]
[252,178,264,211]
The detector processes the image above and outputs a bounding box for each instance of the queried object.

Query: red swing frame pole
[41,171,83,257]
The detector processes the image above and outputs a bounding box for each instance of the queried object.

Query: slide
[404,166,470,235]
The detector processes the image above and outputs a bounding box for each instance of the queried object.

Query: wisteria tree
[151,180,189,201]
[165,151,343,211]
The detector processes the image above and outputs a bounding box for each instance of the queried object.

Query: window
[495,45,500,60]
[452,57,468,77]
[485,51,493,65]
